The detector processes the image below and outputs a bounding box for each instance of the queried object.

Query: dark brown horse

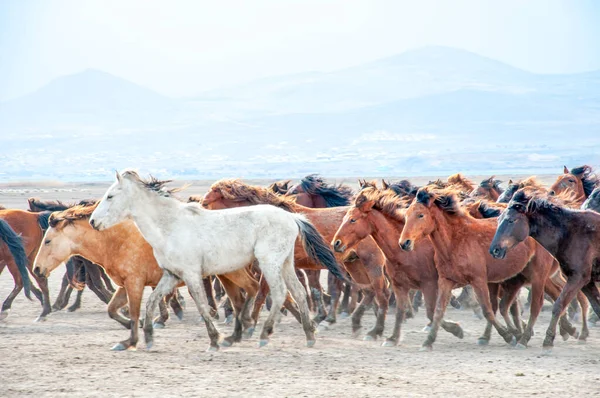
[332,187,464,346]
[0,208,52,321]
[490,188,600,353]
[198,179,390,340]
[28,198,115,311]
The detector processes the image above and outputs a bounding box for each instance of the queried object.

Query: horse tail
[0,219,31,299]
[293,215,349,283]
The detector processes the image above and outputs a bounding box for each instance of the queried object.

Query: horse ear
[488,176,495,183]
[381,179,389,189]
[358,199,375,212]
[508,179,513,184]
[115,171,122,183]
[563,166,569,174]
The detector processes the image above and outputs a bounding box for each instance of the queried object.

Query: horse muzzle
[489,245,507,260]
[400,239,414,252]
[332,239,346,253]
[89,218,102,231]
[32,266,46,278]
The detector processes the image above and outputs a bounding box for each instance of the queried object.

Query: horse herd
[1,166,600,354]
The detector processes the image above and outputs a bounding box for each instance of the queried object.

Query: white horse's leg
[186,274,222,352]
[282,252,316,347]
[258,265,287,347]
[143,270,180,350]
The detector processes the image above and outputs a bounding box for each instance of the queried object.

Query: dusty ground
[1,176,599,397]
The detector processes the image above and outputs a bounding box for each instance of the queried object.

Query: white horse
[89,170,346,351]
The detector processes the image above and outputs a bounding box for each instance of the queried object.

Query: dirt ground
[1,176,599,397]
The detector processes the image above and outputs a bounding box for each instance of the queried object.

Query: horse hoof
[363,335,376,342]
[541,347,553,356]
[223,314,233,326]
[146,342,153,351]
[111,343,128,351]
[477,338,489,346]
[382,340,397,347]
[34,316,47,323]
[258,339,269,348]
[175,310,184,321]
[0,311,9,321]
[340,312,349,319]
[422,325,432,332]
[577,338,587,345]
[244,327,255,339]
[317,322,331,332]
[419,345,432,352]
[509,336,517,346]
[152,322,165,329]
[306,340,316,348]
[206,346,219,352]
[220,339,233,348]
[561,333,570,341]
[515,343,527,350]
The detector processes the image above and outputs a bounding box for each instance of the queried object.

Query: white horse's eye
[107,195,114,200]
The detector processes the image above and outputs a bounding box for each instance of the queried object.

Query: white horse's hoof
[258,339,269,348]
[306,340,316,348]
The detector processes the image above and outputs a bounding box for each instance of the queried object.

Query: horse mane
[416,187,464,216]
[28,197,97,212]
[37,211,52,231]
[570,165,599,197]
[298,174,354,207]
[583,187,600,212]
[447,173,475,192]
[49,203,99,228]
[122,170,186,197]
[209,179,297,212]
[479,177,504,193]
[384,179,419,198]
[478,200,506,218]
[354,187,410,218]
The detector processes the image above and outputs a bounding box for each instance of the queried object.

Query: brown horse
[497,176,546,203]
[0,219,32,308]
[470,176,504,201]
[28,197,116,312]
[0,208,52,321]
[399,187,554,350]
[549,165,599,204]
[31,204,256,350]
[490,188,600,353]
[287,174,354,208]
[197,179,390,340]
[332,187,464,346]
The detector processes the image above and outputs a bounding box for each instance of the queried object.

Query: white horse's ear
[115,171,122,182]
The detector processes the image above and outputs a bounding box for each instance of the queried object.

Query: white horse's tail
[293,215,349,283]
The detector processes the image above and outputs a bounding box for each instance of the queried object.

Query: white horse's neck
[128,188,186,249]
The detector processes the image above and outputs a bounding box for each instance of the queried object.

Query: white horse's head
[90,171,138,230]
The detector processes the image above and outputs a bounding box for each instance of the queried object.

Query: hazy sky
[1,0,599,101]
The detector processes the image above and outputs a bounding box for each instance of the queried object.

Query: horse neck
[527,211,563,255]
[489,189,500,201]
[309,194,328,208]
[427,207,468,263]
[367,210,403,259]
[68,223,113,265]
[129,193,183,248]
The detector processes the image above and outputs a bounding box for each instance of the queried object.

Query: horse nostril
[90,219,96,227]
[549,191,555,196]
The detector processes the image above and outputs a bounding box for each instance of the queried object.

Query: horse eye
[107,195,114,200]
[350,219,356,223]
[508,219,515,224]
[44,239,51,245]
[418,214,424,219]
[568,179,575,183]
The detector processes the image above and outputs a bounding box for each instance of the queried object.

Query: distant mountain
[0,69,180,129]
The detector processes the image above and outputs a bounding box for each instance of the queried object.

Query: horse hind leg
[0,270,23,320]
[471,281,515,346]
[281,253,316,347]
[143,271,181,350]
[576,291,589,342]
[186,274,222,352]
[67,289,84,312]
[52,272,71,311]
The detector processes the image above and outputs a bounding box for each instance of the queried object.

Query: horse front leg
[31,271,52,322]
[107,287,130,328]
[187,273,222,352]
[471,280,515,346]
[422,278,454,351]
[365,275,389,341]
[382,284,409,347]
[51,272,71,311]
[143,271,180,350]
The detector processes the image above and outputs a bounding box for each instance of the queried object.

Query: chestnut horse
[0,208,52,321]
[399,187,554,350]
[332,187,464,346]
[470,176,504,201]
[197,179,390,340]
[0,219,32,307]
[549,165,599,205]
[490,189,600,353]
[28,197,115,311]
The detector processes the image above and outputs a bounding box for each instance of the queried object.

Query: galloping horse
[0,219,32,306]
[0,208,51,321]
[198,179,390,340]
[497,176,546,203]
[90,171,345,351]
[470,176,504,201]
[332,187,464,346]
[399,187,554,350]
[549,165,599,205]
[490,189,600,353]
